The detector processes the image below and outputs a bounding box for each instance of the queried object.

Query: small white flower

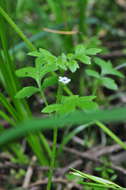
[59,76,71,84]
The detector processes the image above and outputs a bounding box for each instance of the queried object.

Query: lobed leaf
[94,58,124,78]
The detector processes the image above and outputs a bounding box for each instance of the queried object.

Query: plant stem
[92,79,99,95]
[63,85,73,95]
[47,83,62,190]
[37,81,48,106]
[96,121,126,150]
[47,127,58,190]
[56,83,63,103]
[40,90,48,106]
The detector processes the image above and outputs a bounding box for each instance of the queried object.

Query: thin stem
[56,83,63,103]
[96,121,126,150]
[0,6,36,51]
[47,127,58,190]
[63,85,73,95]
[47,83,62,190]
[40,90,48,106]
[92,79,99,96]
[37,81,48,106]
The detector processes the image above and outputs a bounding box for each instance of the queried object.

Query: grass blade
[0,107,126,146]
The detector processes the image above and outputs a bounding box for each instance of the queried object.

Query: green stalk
[47,83,62,190]
[37,80,48,106]
[40,90,48,106]
[0,6,35,51]
[47,127,58,190]
[92,79,99,95]
[36,83,52,164]
[63,85,73,96]
[96,121,126,150]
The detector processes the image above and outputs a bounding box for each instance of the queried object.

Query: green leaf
[78,101,98,112]
[39,48,54,59]
[86,69,100,78]
[57,53,68,70]
[38,62,58,81]
[75,45,91,64]
[59,104,76,114]
[61,95,79,104]
[79,182,118,190]
[84,37,101,48]
[94,58,124,78]
[61,96,98,113]
[34,49,57,71]
[77,96,98,112]
[71,169,122,188]
[42,104,61,113]
[79,96,96,101]
[16,67,37,80]
[1,107,126,146]
[68,60,79,72]
[94,58,112,75]
[36,48,56,65]
[42,76,58,90]
[85,48,102,55]
[75,44,86,55]
[109,67,124,78]
[76,54,91,64]
[15,86,39,99]
[28,51,41,57]
[67,53,75,60]
[59,96,79,114]
[101,77,118,90]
